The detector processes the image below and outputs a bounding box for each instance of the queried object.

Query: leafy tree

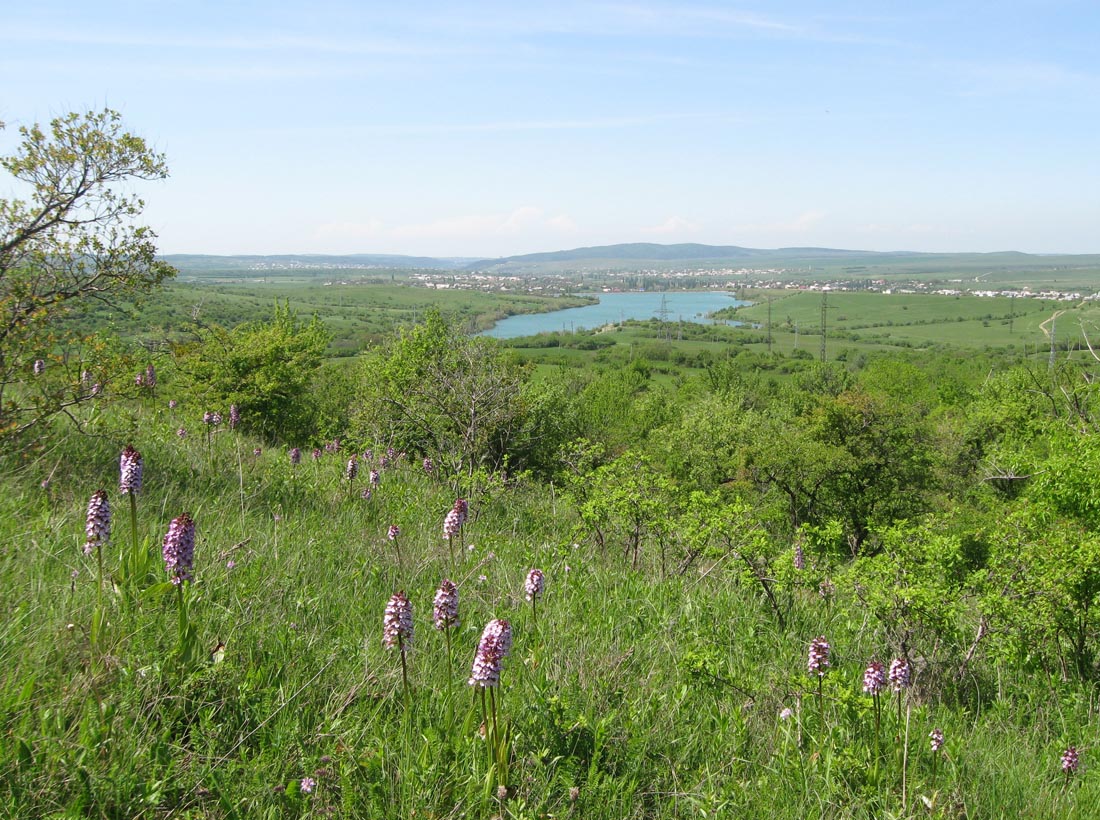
[742,388,937,552]
[564,449,678,572]
[0,109,174,434]
[178,302,332,443]
[982,504,1100,679]
[352,309,527,475]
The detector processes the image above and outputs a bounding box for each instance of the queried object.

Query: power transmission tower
[1049,313,1057,370]
[656,294,672,342]
[767,295,773,354]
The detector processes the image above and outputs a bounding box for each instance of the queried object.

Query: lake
[481,291,747,339]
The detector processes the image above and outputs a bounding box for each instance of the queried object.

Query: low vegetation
[5,109,1100,818]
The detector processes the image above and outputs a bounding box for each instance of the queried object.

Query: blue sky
[3,1,1099,256]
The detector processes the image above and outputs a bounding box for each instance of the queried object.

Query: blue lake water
[482,291,747,339]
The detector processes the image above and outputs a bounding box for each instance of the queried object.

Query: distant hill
[163,253,475,275]
[466,243,1100,280]
[468,242,913,270]
[160,246,1100,288]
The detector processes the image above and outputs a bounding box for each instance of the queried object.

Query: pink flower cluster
[862,660,887,695]
[162,512,196,585]
[383,591,413,650]
[84,490,111,556]
[119,445,143,495]
[524,568,544,602]
[469,619,512,688]
[808,636,830,677]
[433,579,460,630]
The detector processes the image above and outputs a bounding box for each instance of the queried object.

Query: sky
[3,1,1100,257]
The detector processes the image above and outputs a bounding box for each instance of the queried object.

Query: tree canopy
[0,109,174,433]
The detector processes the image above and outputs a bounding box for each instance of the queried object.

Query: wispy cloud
[0,24,481,58]
[940,58,1100,95]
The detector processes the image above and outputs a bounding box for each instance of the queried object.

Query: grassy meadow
[2,377,1100,818]
[5,280,1100,818]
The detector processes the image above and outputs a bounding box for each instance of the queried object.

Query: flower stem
[398,635,410,705]
[128,492,139,562]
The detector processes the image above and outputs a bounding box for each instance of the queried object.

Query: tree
[0,109,174,433]
[352,309,527,475]
[178,302,333,443]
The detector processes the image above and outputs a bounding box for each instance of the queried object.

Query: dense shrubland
[4,297,1100,817]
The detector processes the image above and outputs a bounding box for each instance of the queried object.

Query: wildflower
[360,487,372,500]
[497,784,508,802]
[382,591,413,650]
[1062,746,1079,774]
[862,660,887,695]
[369,469,380,486]
[889,657,911,691]
[203,410,222,426]
[226,560,236,570]
[83,490,111,556]
[793,543,805,570]
[81,369,92,385]
[177,427,187,438]
[808,636,830,677]
[300,776,316,794]
[930,727,944,753]
[443,508,462,539]
[119,445,143,495]
[346,456,358,481]
[818,578,835,599]
[290,447,301,465]
[324,439,340,454]
[253,447,262,456]
[422,457,434,474]
[779,707,794,721]
[379,453,390,469]
[162,512,196,585]
[387,524,400,541]
[524,568,545,602]
[453,498,468,527]
[311,448,322,460]
[145,364,156,388]
[468,619,513,687]
[168,399,178,409]
[134,372,144,387]
[569,786,581,803]
[229,404,241,429]
[433,579,460,630]
[33,358,45,375]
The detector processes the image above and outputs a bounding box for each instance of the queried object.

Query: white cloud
[645,216,701,235]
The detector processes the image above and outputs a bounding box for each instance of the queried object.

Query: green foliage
[984,506,1100,677]
[0,109,175,434]
[351,308,527,473]
[178,301,332,442]
[564,448,677,572]
[844,519,971,666]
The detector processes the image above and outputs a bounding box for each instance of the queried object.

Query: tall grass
[1,407,1098,817]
